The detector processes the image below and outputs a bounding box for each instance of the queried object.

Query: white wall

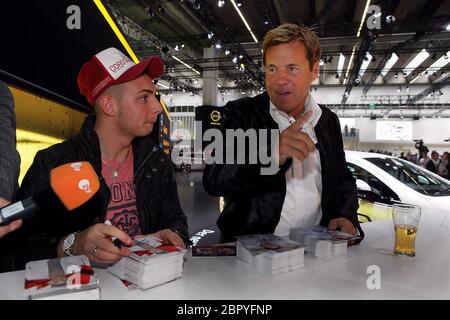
[349,118,450,154]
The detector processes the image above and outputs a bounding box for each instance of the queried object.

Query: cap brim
[112,56,164,85]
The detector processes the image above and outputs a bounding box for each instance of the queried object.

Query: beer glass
[392,204,421,257]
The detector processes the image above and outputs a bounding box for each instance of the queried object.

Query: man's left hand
[149,229,186,248]
[328,218,357,245]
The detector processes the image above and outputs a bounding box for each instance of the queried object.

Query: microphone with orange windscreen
[0,162,100,226]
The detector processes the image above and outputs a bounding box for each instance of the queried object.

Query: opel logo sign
[210,110,221,122]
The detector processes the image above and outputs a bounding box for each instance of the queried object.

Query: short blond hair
[263,23,322,70]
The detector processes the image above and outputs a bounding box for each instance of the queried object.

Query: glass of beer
[392,204,421,257]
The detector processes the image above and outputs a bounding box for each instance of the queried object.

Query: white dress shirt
[270,94,323,237]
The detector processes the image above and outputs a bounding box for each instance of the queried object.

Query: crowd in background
[364,148,450,180]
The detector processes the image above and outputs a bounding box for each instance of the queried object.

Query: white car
[345,151,450,222]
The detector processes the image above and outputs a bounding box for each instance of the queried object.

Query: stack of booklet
[24,255,100,300]
[235,234,305,275]
[108,235,186,289]
[289,226,360,259]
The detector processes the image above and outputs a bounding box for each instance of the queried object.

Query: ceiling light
[232,56,238,64]
[424,51,450,76]
[359,52,373,76]
[172,55,200,75]
[225,49,231,55]
[356,0,372,37]
[217,0,225,7]
[208,31,214,39]
[381,52,399,76]
[215,42,222,49]
[231,0,258,43]
[157,82,170,89]
[337,53,345,77]
[446,24,450,31]
[403,49,430,77]
[319,58,324,66]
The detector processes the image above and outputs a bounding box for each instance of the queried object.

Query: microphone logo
[70,162,82,172]
[78,179,92,194]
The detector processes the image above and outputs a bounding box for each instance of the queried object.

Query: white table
[1,212,450,300]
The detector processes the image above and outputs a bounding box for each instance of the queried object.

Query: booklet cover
[235,234,303,259]
[24,255,99,300]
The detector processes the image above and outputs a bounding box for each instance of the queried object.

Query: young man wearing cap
[0,48,189,272]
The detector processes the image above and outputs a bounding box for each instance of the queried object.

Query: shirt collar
[269,93,322,130]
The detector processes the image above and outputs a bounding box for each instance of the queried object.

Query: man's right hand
[278,110,316,166]
[0,220,22,239]
[72,223,133,264]
[0,198,22,238]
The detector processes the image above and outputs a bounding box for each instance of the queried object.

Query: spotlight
[208,31,214,39]
[215,42,222,49]
[192,0,200,10]
[232,56,238,64]
[145,6,155,17]
[225,49,231,56]
[236,0,243,7]
[386,15,396,24]
[217,0,225,7]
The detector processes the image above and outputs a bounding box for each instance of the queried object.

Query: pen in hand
[104,220,125,249]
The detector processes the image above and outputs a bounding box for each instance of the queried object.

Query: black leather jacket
[0,114,189,272]
[203,92,364,242]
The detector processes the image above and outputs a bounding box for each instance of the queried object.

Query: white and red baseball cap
[77,47,164,105]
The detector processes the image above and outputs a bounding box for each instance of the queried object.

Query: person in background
[437,151,448,179]
[426,150,440,174]
[0,80,21,238]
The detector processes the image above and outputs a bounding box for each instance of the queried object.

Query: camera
[414,139,429,154]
